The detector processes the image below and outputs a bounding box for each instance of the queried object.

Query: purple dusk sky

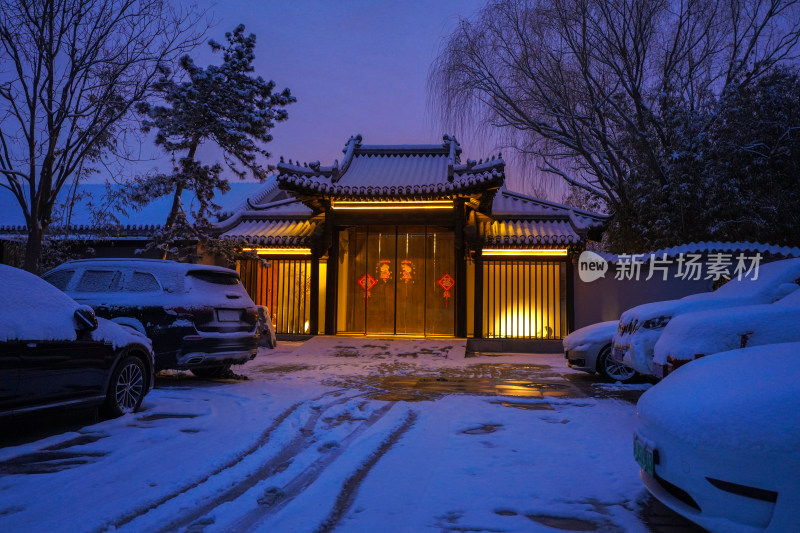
[169,0,542,191]
[199,0,485,162]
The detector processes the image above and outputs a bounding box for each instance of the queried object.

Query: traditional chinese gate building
[216,135,605,348]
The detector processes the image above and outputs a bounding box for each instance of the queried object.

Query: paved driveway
[0,338,701,532]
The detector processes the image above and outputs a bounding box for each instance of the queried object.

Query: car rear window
[187,270,241,285]
[126,271,161,292]
[76,270,122,292]
[44,269,75,291]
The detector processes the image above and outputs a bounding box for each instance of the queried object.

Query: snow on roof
[275,134,505,200]
[490,187,607,228]
[220,218,318,246]
[335,152,450,188]
[600,241,800,262]
[0,182,267,232]
[472,213,582,246]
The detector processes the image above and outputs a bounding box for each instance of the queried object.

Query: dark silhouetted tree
[130,24,295,262]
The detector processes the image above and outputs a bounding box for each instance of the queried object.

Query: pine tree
[131,24,295,261]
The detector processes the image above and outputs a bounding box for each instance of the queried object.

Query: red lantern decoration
[436,272,455,308]
[358,273,378,305]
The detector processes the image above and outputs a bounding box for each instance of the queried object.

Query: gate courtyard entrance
[336,226,455,336]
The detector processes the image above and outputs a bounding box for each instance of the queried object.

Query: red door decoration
[436,272,455,308]
[378,260,392,283]
[358,273,378,305]
[400,260,414,283]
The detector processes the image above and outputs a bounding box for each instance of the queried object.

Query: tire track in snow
[314,410,418,533]
[104,389,351,532]
[221,401,401,533]
[149,393,385,533]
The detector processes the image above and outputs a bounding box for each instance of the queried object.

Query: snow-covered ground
[0,337,660,532]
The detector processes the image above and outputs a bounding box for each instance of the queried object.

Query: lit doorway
[336,226,455,336]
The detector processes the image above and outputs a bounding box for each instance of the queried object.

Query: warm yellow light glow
[243,247,312,255]
[494,312,553,339]
[482,249,568,257]
[331,200,453,210]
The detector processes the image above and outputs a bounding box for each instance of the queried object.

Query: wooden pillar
[324,207,338,335]
[309,250,319,335]
[473,245,483,338]
[455,199,467,337]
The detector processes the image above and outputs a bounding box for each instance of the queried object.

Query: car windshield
[187,270,241,285]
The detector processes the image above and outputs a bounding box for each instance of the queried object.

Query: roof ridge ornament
[333,134,362,183]
[443,134,461,181]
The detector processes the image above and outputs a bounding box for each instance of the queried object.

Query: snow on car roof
[638,342,800,452]
[53,258,239,275]
[653,301,800,364]
[563,321,617,351]
[0,264,145,348]
[620,258,800,321]
[0,264,82,342]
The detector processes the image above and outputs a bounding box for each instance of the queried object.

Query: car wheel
[597,345,636,383]
[103,355,146,418]
[190,365,231,379]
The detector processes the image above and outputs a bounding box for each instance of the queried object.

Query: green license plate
[633,434,655,477]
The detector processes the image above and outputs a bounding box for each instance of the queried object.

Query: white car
[612,258,800,376]
[635,342,800,532]
[563,321,636,382]
[653,289,800,378]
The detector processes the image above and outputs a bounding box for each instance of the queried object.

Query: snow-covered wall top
[597,241,800,262]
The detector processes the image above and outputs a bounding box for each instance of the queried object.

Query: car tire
[266,332,277,349]
[597,345,636,383]
[103,355,146,418]
[190,365,231,379]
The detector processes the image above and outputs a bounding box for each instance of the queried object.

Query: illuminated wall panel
[238,258,312,335]
[483,259,567,339]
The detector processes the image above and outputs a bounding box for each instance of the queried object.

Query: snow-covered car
[653,289,800,378]
[0,264,154,418]
[563,321,635,382]
[612,257,800,377]
[44,259,259,377]
[634,342,800,532]
[256,305,277,349]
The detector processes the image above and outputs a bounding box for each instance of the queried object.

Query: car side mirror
[74,307,99,332]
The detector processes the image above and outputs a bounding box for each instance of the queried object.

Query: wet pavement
[311,351,703,533]
[0,345,704,532]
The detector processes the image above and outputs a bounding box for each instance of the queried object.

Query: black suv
[44,259,259,377]
[1,264,153,417]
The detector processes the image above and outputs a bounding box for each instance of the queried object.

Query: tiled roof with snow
[220,218,318,246]
[215,198,318,247]
[0,182,266,236]
[275,134,505,200]
[490,188,607,230]
[476,216,581,246]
